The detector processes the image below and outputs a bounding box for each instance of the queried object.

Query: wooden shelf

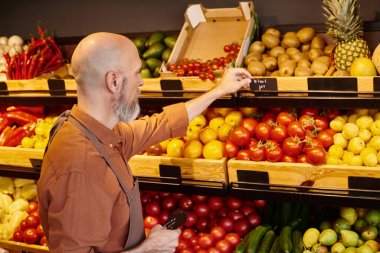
[0,240,48,253]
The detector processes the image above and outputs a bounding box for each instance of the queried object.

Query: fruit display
[327,109,380,167]
[0,35,25,81]
[133,31,178,78]
[2,24,64,80]
[140,190,266,252]
[166,43,240,81]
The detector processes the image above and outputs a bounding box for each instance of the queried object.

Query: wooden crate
[227,159,380,192]
[0,147,43,168]
[129,155,228,183]
[4,79,77,97]
[0,240,48,253]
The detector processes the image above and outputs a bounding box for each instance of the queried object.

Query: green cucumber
[235,228,258,253]
[257,230,275,253]
[291,202,303,220]
[292,230,303,253]
[299,203,311,231]
[269,236,281,253]
[280,226,293,253]
[261,201,276,225]
[247,225,270,253]
[281,202,293,227]
[273,202,282,227]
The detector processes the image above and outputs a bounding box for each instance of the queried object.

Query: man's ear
[105,71,119,93]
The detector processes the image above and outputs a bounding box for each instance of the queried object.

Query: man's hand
[124,225,180,253]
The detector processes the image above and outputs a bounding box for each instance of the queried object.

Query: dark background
[0,0,380,39]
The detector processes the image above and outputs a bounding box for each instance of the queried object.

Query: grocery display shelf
[0,240,48,253]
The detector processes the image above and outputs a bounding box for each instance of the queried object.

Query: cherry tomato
[208,73,216,81]
[300,108,319,117]
[181,228,196,241]
[262,112,276,125]
[287,121,306,138]
[224,233,241,248]
[236,149,250,161]
[248,144,266,161]
[276,112,296,126]
[316,130,334,149]
[246,212,262,228]
[217,207,229,217]
[145,201,160,216]
[216,239,232,253]
[179,196,193,211]
[199,72,207,81]
[210,226,226,241]
[144,216,159,229]
[208,217,220,230]
[177,239,192,251]
[255,123,272,141]
[208,247,222,253]
[282,137,303,157]
[218,217,234,233]
[226,197,242,209]
[227,209,244,221]
[223,141,239,159]
[194,203,210,218]
[198,234,215,250]
[306,147,327,165]
[223,44,232,53]
[185,211,197,227]
[172,193,185,199]
[239,118,258,136]
[208,197,224,211]
[140,192,151,205]
[197,217,210,232]
[240,205,255,216]
[314,116,329,131]
[253,199,267,208]
[230,127,251,146]
[234,218,251,237]
[271,124,288,143]
[161,196,176,210]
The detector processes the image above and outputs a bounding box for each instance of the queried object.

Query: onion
[8,35,23,47]
[0,36,8,46]
[0,73,7,81]
[0,63,6,72]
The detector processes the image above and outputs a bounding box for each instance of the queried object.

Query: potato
[313,56,330,66]
[308,48,324,62]
[291,52,305,63]
[279,59,296,76]
[324,44,335,56]
[284,31,297,38]
[298,59,311,68]
[270,70,280,76]
[281,36,301,49]
[262,33,280,49]
[296,27,316,43]
[311,35,326,50]
[295,66,314,76]
[249,41,266,54]
[244,52,262,66]
[262,53,269,59]
[301,43,311,52]
[286,47,300,57]
[247,61,266,76]
[311,61,329,75]
[278,54,290,68]
[269,46,286,58]
[262,56,278,71]
[265,28,281,38]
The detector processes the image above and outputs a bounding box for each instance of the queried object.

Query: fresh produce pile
[166,43,241,81]
[2,24,64,80]
[0,35,25,81]
[140,190,266,252]
[133,31,177,78]
[144,107,338,165]
[326,109,380,167]
[0,177,42,243]
[302,207,380,253]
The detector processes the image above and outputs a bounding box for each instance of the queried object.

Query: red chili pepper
[33,57,44,78]
[3,122,36,147]
[0,126,12,146]
[38,59,63,76]
[27,57,37,79]
[21,51,28,79]
[6,105,45,116]
[0,116,12,133]
[3,53,11,65]
[46,37,63,59]
[37,22,46,39]
[13,54,21,80]
[3,111,38,125]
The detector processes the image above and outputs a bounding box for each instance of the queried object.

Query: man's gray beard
[112,85,140,123]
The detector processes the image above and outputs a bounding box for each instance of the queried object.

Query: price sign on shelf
[373,77,380,97]
[249,78,278,96]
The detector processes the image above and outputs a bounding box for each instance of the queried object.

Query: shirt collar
[70,105,122,147]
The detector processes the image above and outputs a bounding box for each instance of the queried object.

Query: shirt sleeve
[118,102,189,159]
[45,171,113,252]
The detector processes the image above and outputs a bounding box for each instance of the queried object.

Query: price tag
[250,78,278,96]
[159,164,181,183]
[348,176,380,197]
[0,82,9,96]
[373,77,380,97]
[307,77,358,97]
[160,79,183,97]
[48,79,66,96]
[30,158,43,171]
[236,170,269,190]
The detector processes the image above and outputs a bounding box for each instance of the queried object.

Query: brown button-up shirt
[37,103,188,253]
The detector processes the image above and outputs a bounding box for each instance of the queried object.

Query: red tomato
[172,193,185,199]
[282,137,303,157]
[140,192,151,205]
[199,72,207,81]
[177,239,192,251]
[208,217,220,230]
[144,216,159,229]
[262,112,276,125]
[23,228,39,244]
[179,196,193,211]
[181,228,196,241]
[218,217,234,233]
[224,233,241,248]
[234,218,251,237]
[162,197,177,211]
[314,116,328,131]
[239,118,258,136]
[271,124,288,143]
[36,224,44,237]
[25,215,40,229]
[217,207,229,217]
[325,128,336,136]
[196,217,209,232]
[281,155,297,163]
[40,236,48,246]
[255,123,272,141]
[316,130,334,149]
[325,108,340,121]
[208,73,216,81]
[215,239,233,253]
[246,213,262,228]
[276,112,296,126]
[226,197,242,210]
[244,138,259,149]
[304,138,324,152]
[19,220,27,230]
[227,209,244,221]
[306,147,327,165]
[190,236,199,247]
[159,192,171,198]
[208,247,222,253]
[230,127,251,146]
[236,149,250,161]
[185,211,197,227]
[208,197,224,211]
[297,154,308,163]
[26,201,39,215]
[180,249,195,253]
[299,115,314,131]
[248,145,266,161]
[287,121,306,138]
[194,203,210,218]
[223,45,231,53]
[145,201,160,216]
[192,195,208,203]
[265,145,283,162]
[241,205,255,216]
[210,226,226,241]
[223,141,239,159]
[198,234,215,250]
[300,108,319,117]
[12,230,23,242]
[158,209,170,225]
[253,199,267,208]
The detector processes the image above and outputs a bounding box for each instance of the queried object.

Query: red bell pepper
[0,116,12,133]
[6,105,45,116]
[3,122,36,147]
[3,111,38,125]
[0,126,13,146]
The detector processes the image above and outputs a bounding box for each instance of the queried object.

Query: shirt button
[109,144,113,148]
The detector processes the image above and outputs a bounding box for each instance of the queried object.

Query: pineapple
[322,0,370,71]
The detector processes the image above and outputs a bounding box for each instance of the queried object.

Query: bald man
[37,32,252,253]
